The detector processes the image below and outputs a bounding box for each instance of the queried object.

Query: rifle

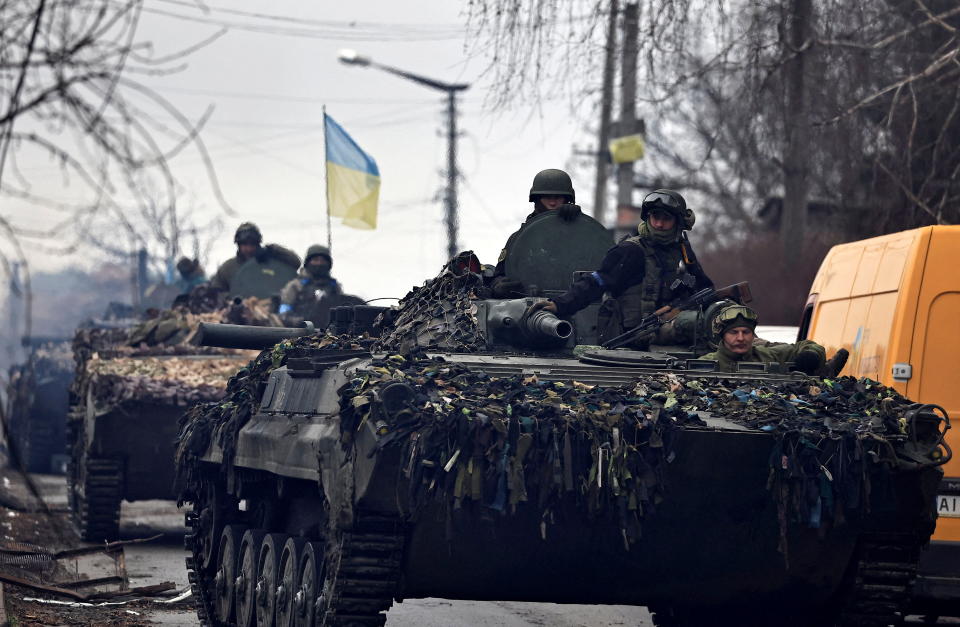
[601,281,753,349]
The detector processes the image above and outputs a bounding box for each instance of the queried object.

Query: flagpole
[322,105,333,253]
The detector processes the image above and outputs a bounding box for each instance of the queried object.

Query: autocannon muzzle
[486,298,573,348]
[523,310,573,341]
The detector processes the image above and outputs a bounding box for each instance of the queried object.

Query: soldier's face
[723,326,755,354]
[648,210,676,231]
[538,195,567,211]
[238,243,258,258]
[308,257,330,271]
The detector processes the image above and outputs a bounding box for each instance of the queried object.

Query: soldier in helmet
[210,222,301,293]
[174,257,207,294]
[278,244,343,327]
[490,169,583,297]
[699,304,842,375]
[528,189,713,348]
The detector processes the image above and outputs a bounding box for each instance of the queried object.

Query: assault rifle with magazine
[601,281,753,350]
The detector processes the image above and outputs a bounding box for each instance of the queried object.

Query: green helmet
[529,169,575,203]
[640,189,695,230]
[234,222,262,245]
[710,304,759,341]
[304,244,332,266]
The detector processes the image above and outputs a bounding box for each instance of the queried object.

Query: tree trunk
[781,0,812,267]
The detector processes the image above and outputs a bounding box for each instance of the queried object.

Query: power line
[151,0,465,33]
[135,5,466,42]
[156,85,446,105]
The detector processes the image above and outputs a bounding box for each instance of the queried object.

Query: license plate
[938,495,960,517]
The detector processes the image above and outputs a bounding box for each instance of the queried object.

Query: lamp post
[338,49,470,260]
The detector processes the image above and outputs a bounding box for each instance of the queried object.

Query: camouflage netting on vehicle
[339,352,701,547]
[176,284,226,314]
[80,356,244,409]
[373,258,486,354]
[69,298,276,419]
[177,330,920,552]
[337,357,916,552]
[72,327,230,363]
[128,296,281,347]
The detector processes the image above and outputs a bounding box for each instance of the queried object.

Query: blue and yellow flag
[324,113,380,230]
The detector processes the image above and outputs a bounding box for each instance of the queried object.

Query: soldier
[279,245,342,326]
[699,304,830,374]
[174,257,206,294]
[490,169,582,297]
[210,222,301,293]
[528,189,713,348]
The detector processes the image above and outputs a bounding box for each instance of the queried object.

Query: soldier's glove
[490,277,525,297]
[557,203,582,222]
[817,348,849,378]
[527,300,558,315]
[794,349,824,376]
[254,247,270,263]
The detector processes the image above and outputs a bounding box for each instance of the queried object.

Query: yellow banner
[609,134,645,164]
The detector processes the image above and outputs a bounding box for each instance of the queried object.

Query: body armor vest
[617,236,692,329]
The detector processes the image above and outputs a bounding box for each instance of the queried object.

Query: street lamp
[337,49,470,260]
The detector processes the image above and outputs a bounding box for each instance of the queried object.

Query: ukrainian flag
[324,113,380,230]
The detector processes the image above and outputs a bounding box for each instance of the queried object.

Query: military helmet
[234,222,263,245]
[640,189,695,230]
[710,304,759,340]
[304,244,332,266]
[176,256,198,276]
[529,169,575,203]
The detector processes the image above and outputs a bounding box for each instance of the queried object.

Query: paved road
[23,474,655,626]
[18,474,960,626]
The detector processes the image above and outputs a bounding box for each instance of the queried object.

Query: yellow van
[800,225,960,614]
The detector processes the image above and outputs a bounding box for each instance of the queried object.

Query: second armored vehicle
[67,295,292,541]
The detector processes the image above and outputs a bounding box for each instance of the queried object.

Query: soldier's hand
[491,277,525,297]
[557,203,582,222]
[794,350,824,375]
[527,300,558,315]
[817,348,849,378]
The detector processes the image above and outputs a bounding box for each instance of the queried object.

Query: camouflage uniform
[699,303,827,373]
[279,270,343,326]
[210,244,301,293]
[549,191,712,346]
[278,244,344,327]
[700,340,826,373]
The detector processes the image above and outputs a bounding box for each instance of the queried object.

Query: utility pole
[592,0,619,223]
[616,3,640,214]
[781,0,812,268]
[136,248,148,310]
[337,50,469,260]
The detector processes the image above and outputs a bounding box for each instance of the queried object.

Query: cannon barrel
[522,310,573,342]
[197,322,314,350]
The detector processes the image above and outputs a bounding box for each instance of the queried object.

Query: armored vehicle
[178,213,947,627]
[7,337,73,474]
[67,297,283,541]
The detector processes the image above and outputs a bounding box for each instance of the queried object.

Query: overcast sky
[18,0,607,302]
